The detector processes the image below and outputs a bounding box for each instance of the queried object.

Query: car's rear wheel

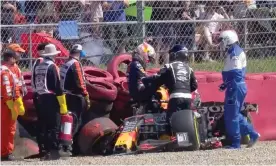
[170,110,201,151]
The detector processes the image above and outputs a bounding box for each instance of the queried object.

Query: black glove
[194,91,201,108]
[142,75,155,85]
[219,83,227,92]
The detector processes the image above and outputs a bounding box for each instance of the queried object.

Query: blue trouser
[224,82,257,148]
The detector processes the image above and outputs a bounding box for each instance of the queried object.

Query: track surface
[4,141,276,165]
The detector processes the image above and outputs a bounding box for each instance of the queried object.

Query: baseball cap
[70,44,86,58]
[8,43,25,53]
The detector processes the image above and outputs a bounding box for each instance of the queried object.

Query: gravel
[4,141,276,165]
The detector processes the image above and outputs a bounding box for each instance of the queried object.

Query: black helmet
[169,44,189,62]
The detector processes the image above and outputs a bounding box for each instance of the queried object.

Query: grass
[19,57,276,73]
[191,57,276,73]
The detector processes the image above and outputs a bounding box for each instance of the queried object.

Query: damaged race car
[78,87,259,155]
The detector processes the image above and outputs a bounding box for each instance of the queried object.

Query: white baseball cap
[70,44,86,57]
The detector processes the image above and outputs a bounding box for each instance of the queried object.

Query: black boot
[40,152,51,161]
[1,154,16,161]
[49,150,60,160]
[40,150,60,161]
[59,145,72,157]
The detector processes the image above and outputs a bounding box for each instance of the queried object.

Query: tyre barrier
[111,77,132,125]
[85,78,118,122]
[22,72,31,80]
[206,73,222,83]
[86,78,118,101]
[195,74,207,83]
[82,100,114,125]
[264,74,276,80]
[14,122,39,158]
[78,117,118,155]
[22,73,35,122]
[22,72,33,100]
[197,72,276,141]
[107,53,132,79]
[22,99,37,122]
[83,66,113,83]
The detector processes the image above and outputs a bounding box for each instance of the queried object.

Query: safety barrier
[195,72,276,141]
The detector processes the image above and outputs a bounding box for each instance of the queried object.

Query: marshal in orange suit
[1,50,25,161]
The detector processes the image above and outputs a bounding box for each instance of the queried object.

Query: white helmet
[219,30,239,49]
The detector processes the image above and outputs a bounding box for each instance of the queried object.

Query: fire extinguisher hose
[69,111,81,136]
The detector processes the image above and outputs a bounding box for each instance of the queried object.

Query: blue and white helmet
[169,44,189,62]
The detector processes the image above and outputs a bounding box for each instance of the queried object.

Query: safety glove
[85,95,91,110]
[6,100,18,121]
[14,97,25,116]
[57,94,68,115]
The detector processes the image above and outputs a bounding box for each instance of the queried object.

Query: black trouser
[33,92,44,153]
[66,93,86,121]
[65,93,87,154]
[36,94,61,153]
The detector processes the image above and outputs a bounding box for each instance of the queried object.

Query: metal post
[29,24,33,70]
[244,20,248,52]
[137,0,145,43]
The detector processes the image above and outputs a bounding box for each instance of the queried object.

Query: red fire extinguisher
[59,112,73,145]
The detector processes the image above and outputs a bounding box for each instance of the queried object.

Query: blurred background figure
[83,1,103,39]
[1,1,17,43]
[197,1,230,62]
[102,0,129,54]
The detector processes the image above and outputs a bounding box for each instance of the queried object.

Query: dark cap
[2,50,17,58]
[37,42,50,51]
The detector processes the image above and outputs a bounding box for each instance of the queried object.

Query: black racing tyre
[198,113,208,143]
[170,110,201,151]
[78,117,118,155]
